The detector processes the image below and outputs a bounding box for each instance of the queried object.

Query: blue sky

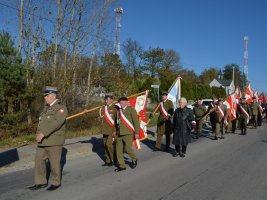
[0,0,266,92]
[120,0,267,92]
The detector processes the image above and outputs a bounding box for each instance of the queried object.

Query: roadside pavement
[0,127,157,175]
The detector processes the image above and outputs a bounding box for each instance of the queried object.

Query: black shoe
[165,147,169,152]
[173,152,179,157]
[131,160,137,169]
[220,136,224,139]
[214,136,218,140]
[47,184,61,191]
[114,167,126,172]
[102,162,113,167]
[28,184,47,190]
[153,148,160,152]
[180,153,185,158]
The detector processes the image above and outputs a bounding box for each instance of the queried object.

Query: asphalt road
[1,123,267,200]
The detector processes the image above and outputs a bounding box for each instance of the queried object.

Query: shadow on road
[80,137,105,162]
[0,148,19,168]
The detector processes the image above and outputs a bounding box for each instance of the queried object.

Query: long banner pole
[66,91,147,120]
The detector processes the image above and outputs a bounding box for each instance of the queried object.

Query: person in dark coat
[172,97,195,158]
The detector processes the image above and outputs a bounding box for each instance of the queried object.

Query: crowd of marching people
[28,85,266,191]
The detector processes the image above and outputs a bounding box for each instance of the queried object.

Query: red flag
[224,94,237,121]
[245,83,253,103]
[259,92,266,105]
[128,90,149,150]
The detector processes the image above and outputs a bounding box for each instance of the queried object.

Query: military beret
[118,96,128,102]
[43,86,58,96]
[104,94,113,99]
[197,97,202,101]
[161,91,168,96]
[252,96,256,99]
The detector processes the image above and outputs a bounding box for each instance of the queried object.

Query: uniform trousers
[239,117,247,134]
[215,121,224,137]
[251,115,257,128]
[34,146,62,186]
[103,134,114,163]
[196,120,204,137]
[156,125,171,150]
[116,134,137,168]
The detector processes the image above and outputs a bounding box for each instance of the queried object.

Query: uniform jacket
[208,101,218,122]
[172,107,195,146]
[37,100,68,146]
[217,104,228,122]
[115,106,140,136]
[156,99,174,135]
[100,104,117,135]
[193,104,206,121]
[238,102,251,119]
[250,102,259,115]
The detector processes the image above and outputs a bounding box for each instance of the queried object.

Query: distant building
[209,79,235,95]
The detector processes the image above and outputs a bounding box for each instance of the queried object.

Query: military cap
[118,96,128,102]
[241,97,246,100]
[43,86,58,96]
[218,98,223,102]
[161,91,168,96]
[104,94,113,99]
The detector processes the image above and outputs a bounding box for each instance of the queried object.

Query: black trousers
[175,145,187,154]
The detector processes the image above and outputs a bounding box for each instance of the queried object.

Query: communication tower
[114,7,123,56]
[244,36,249,80]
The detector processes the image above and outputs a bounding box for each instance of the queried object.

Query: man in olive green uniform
[250,97,259,129]
[29,86,68,191]
[115,97,140,172]
[154,92,174,152]
[208,96,218,133]
[99,95,117,166]
[238,97,251,135]
[193,98,207,139]
[214,98,228,140]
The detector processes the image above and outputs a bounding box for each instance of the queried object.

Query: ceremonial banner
[167,77,182,110]
[224,94,237,121]
[129,90,149,150]
[245,83,253,103]
[259,92,266,104]
[254,91,259,102]
[235,86,242,104]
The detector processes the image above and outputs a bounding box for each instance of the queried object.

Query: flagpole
[67,90,148,120]
[66,106,103,120]
[147,77,181,125]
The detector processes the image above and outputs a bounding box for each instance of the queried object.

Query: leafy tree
[162,49,181,71]
[222,63,244,89]
[122,38,143,79]
[0,32,26,113]
[142,47,165,78]
[199,67,218,84]
[178,69,199,83]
